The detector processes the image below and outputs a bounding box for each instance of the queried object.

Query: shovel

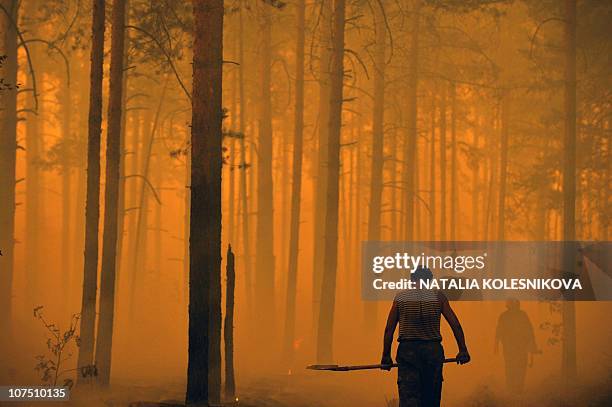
[307,358,458,371]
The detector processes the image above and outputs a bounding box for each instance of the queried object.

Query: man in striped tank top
[380,266,470,407]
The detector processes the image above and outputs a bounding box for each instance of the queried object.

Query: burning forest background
[0,0,610,405]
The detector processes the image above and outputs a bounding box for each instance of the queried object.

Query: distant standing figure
[495,299,537,393]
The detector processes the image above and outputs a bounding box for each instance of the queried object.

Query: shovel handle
[309,358,458,371]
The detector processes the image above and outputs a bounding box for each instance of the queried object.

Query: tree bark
[186,1,223,404]
[497,91,509,241]
[61,78,72,315]
[76,0,105,378]
[95,0,127,386]
[255,8,276,344]
[224,244,236,399]
[364,1,386,330]
[450,83,458,240]
[237,4,253,316]
[25,65,42,302]
[429,93,436,240]
[404,0,421,241]
[283,0,305,364]
[317,0,345,363]
[562,0,577,381]
[439,85,447,240]
[0,0,18,348]
[312,0,332,324]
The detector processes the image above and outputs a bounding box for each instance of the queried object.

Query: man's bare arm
[381,301,399,370]
[439,292,470,364]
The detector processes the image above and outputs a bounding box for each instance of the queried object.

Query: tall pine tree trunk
[77,0,105,377]
[283,0,305,363]
[25,67,41,302]
[561,0,577,381]
[450,83,458,240]
[255,9,276,344]
[404,0,420,241]
[186,1,223,404]
[312,0,332,324]
[61,81,72,314]
[224,245,236,399]
[429,93,436,240]
[364,1,386,329]
[497,92,509,241]
[0,0,18,347]
[95,0,126,386]
[439,85,447,240]
[317,0,345,364]
[237,4,253,315]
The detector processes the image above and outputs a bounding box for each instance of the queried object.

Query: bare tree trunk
[61,80,72,315]
[404,0,421,241]
[0,0,18,348]
[561,0,577,381]
[255,9,276,344]
[429,93,436,240]
[313,0,332,324]
[439,84,447,240]
[450,83,458,240]
[471,118,479,240]
[183,146,191,308]
[95,0,127,386]
[116,15,130,288]
[237,4,253,315]
[224,244,236,399]
[25,68,42,302]
[316,0,345,364]
[364,1,386,330]
[497,92,509,241]
[283,0,305,364]
[77,0,105,377]
[186,1,223,404]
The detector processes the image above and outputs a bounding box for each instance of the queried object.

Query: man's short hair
[411,266,433,282]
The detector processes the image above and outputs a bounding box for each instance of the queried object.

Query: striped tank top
[395,289,442,341]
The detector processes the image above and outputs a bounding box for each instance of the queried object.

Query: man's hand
[456,350,471,365]
[380,355,393,371]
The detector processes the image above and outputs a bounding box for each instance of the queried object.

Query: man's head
[411,266,433,282]
[506,298,520,311]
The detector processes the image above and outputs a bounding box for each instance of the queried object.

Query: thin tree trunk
[317,0,345,363]
[561,0,577,381]
[153,142,162,274]
[0,0,18,347]
[450,83,458,240]
[61,81,72,315]
[183,146,191,308]
[76,0,105,377]
[237,4,253,316]
[439,84,447,240]
[497,92,509,241]
[224,244,236,399]
[312,0,332,324]
[429,93,436,240]
[283,0,305,364]
[404,0,420,241]
[95,0,127,386]
[255,9,276,343]
[186,1,223,404]
[364,1,386,329]
[471,117,479,240]
[116,12,130,288]
[25,68,41,302]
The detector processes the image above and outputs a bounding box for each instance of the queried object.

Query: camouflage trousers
[396,341,444,407]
